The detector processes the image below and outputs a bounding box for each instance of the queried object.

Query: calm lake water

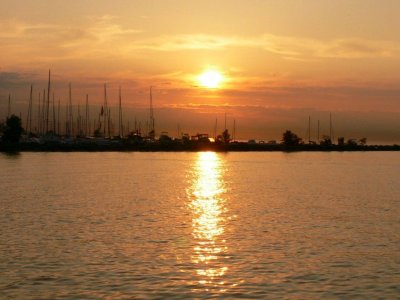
[0,152,399,299]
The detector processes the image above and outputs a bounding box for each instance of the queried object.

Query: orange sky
[1,0,399,143]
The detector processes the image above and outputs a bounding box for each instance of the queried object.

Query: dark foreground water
[0,152,399,299]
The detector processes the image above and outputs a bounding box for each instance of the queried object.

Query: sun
[197,70,224,89]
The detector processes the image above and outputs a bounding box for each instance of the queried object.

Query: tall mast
[26,85,33,134]
[57,99,60,135]
[329,112,333,142]
[52,92,56,134]
[317,119,320,142]
[149,86,155,139]
[85,94,89,137]
[69,83,73,136]
[29,85,33,134]
[66,85,69,135]
[233,119,236,141]
[26,94,29,131]
[42,89,46,135]
[65,101,69,136]
[224,112,227,130]
[214,118,218,139]
[37,92,41,135]
[308,116,311,143]
[68,83,71,136]
[103,84,108,138]
[45,69,51,133]
[134,116,137,133]
[78,104,81,136]
[108,108,111,137]
[119,86,123,138]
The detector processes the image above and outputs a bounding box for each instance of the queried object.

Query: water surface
[0,152,399,298]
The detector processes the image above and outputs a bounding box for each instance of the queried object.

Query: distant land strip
[1,140,398,152]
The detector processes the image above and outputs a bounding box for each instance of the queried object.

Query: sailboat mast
[119,86,123,138]
[224,112,227,131]
[233,119,236,141]
[108,108,111,137]
[52,92,56,134]
[103,84,108,138]
[134,116,137,133]
[37,92,41,135]
[45,70,51,133]
[65,101,69,136]
[214,118,218,139]
[42,89,45,135]
[69,83,73,136]
[85,94,89,137]
[149,86,155,139]
[78,104,81,136]
[57,99,60,135]
[26,84,33,134]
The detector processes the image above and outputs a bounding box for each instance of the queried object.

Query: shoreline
[1,141,399,152]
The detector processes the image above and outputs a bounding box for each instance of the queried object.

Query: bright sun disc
[198,70,223,89]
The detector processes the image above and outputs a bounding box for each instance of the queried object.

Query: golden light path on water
[188,152,230,292]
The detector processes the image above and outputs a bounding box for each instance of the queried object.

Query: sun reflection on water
[189,151,228,290]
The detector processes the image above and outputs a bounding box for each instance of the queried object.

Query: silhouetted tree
[347,139,358,146]
[0,121,5,135]
[282,130,301,146]
[2,115,23,143]
[222,129,231,144]
[358,137,367,146]
[159,133,172,144]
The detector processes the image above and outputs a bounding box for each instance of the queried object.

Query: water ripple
[0,152,399,298]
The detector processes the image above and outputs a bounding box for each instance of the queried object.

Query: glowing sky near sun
[0,0,399,142]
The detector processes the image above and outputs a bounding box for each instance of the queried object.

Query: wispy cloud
[130,34,257,51]
[131,33,400,59]
[257,34,400,59]
[0,16,141,42]
[0,16,142,65]
[1,17,399,68]
[317,38,399,58]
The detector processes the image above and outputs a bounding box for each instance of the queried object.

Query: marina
[1,71,398,152]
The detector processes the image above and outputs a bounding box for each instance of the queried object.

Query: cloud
[130,34,257,51]
[2,16,398,69]
[317,38,399,58]
[0,16,141,42]
[129,33,400,59]
[0,17,142,65]
[260,34,400,59]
